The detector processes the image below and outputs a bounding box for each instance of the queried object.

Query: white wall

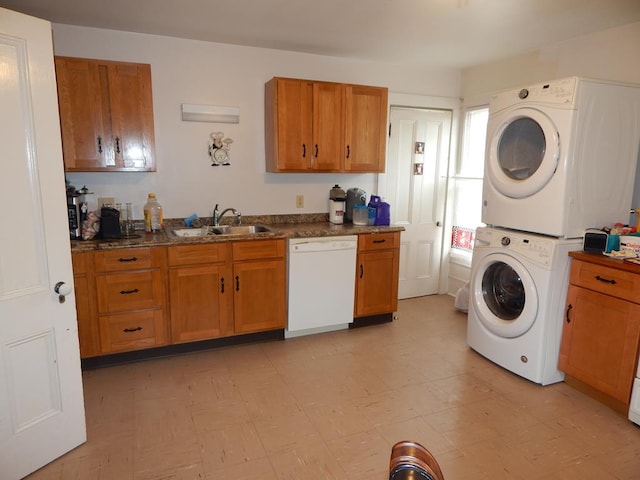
[447,21,640,295]
[53,24,461,220]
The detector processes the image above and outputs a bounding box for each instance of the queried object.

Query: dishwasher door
[286,235,358,338]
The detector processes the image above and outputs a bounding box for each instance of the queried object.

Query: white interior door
[383,107,452,298]
[0,8,86,479]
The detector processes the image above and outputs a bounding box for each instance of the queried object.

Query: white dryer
[482,77,640,238]
[467,227,582,385]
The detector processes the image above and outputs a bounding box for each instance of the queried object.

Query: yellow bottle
[143,193,163,233]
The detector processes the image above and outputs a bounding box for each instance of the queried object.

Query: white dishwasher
[286,235,358,338]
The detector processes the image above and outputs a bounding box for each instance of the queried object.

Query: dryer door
[470,252,538,338]
[486,107,560,199]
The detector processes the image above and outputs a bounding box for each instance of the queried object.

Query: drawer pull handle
[123,326,142,333]
[595,275,616,285]
[566,304,572,323]
[120,288,140,295]
[373,239,386,244]
[118,257,138,263]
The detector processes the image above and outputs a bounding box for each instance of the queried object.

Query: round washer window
[481,261,525,320]
[498,118,546,180]
[470,252,538,338]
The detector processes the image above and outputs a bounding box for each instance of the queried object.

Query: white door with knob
[382,106,453,298]
[0,7,86,479]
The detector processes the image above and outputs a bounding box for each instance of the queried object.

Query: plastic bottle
[143,193,163,233]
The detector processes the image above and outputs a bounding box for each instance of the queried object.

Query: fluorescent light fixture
[181,104,240,123]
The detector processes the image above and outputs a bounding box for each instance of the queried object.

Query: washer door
[471,252,538,338]
[487,107,560,199]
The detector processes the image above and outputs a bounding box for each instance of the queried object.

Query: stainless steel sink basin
[212,225,271,235]
[171,227,213,237]
[171,225,271,237]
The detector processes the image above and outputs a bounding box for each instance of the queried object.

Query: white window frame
[449,106,489,266]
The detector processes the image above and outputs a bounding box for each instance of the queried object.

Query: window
[450,107,489,259]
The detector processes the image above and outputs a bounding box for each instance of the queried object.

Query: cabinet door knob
[302,144,306,158]
[220,277,225,294]
[565,304,572,323]
[97,136,103,154]
[235,275,240,291]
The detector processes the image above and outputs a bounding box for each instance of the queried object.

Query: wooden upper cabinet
[55,56,156,172]
[265,77,387,173]
[344,85,388,173]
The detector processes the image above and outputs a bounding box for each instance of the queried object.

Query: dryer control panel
[489,76,577,112]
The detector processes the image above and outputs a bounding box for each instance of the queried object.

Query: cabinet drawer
[168,243,231,266]
[358,232,400,252]
[94,248,154,271]
[570,259,640,303]
[232,239,285,261]
[99,309,166,353]
[96,270,164,313]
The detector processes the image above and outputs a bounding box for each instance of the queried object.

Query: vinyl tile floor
[27,294,640,479]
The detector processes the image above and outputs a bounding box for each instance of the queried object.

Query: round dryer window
[471,253,538,338]
[487,107,560,199]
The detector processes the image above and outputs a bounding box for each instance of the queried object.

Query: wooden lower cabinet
[355,232,400,317]
[168,243,234,343]
[232,239,286,334]
[559,255,640,409]
[71,252,100,358]
[167,239,286,343]
[91,247,168,355]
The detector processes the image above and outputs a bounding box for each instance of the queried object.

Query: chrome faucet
[212,204,242,226]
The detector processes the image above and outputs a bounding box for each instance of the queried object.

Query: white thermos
[328,184,346,224]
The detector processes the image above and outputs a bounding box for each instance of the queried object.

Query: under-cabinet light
[181,104,240,123]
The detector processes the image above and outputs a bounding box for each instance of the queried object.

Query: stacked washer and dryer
[467,77,640,385]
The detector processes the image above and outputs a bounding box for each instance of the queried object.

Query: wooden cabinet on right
[559,254,640,411]
[355,232,400,317]
[55,56,156,172]
[265,77,388,173]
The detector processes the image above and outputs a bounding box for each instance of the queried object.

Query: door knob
[54,281,72,304]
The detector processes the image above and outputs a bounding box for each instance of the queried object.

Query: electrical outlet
[296,195,304,208]
[98,197,115,209]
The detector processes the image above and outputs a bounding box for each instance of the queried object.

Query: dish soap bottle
[143,193,163,232]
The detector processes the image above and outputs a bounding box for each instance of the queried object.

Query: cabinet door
[266,78,313,171]
[233,260,286,334]
[169,264,233,343]
[55,56,156,172]
[72,253,100,358]
[55,57,114,170]
[559,285,640,404]
[312,82,344,171]
[355,249,400,317]
[107,62,156,171]
[344,85,388,172]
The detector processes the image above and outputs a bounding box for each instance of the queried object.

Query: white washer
[467,227,582,385]
[482,76,640,238]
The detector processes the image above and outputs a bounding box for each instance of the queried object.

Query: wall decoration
[208,132,233,166]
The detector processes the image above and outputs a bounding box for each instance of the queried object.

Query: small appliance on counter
[66,184,90,239]
[329,184,346,224]
[345,187,366,223]
[368,195,391,226]
[100,206,121,239]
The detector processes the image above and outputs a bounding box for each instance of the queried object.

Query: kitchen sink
[211,225,271,235]
[171,225,271,237]
[171,227,213,237]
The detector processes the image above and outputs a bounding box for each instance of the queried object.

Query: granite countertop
[70,213,405,252]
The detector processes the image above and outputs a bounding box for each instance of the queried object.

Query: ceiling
[3,0,640,68]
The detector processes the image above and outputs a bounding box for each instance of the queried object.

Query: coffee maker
[67,190,87,239]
